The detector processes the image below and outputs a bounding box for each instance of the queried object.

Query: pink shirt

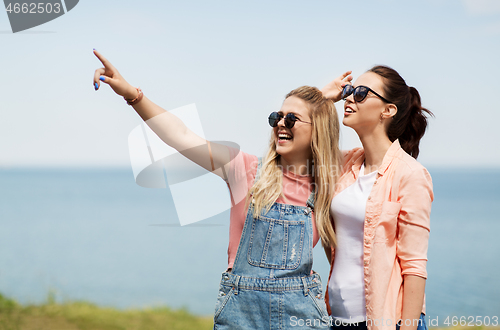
[325,140,433,330]
[225,148,320,269]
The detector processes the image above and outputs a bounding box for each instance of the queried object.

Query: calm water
[0,168,499,322]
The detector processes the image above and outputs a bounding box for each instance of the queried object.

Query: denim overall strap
[214,159,330,329]
[306,188,315,209]
[230,160,315,278]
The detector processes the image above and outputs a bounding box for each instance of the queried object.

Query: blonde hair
[248,86,341,248]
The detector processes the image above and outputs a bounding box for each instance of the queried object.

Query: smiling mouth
[345,108,355,114]
[278,132,293,141]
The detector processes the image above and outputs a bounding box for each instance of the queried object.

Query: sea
[0,168,499,325]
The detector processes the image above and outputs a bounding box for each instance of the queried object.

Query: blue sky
[1,0,499,168]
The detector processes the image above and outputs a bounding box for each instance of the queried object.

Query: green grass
[2,293,499,330]
[0,293,213,330]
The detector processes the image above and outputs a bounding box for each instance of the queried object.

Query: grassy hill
[0,293,213,330]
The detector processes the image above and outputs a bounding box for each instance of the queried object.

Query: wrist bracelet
[125,88,143,106]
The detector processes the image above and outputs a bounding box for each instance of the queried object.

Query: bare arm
[400,275,426,330]
[93,50,230,178]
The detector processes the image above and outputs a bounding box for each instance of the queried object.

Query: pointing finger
[93,49,115,70]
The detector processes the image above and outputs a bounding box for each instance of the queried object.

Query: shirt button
[364,261,368,266]
[367,196,371,200]
[365,239,369,244]
[366,219,371,223]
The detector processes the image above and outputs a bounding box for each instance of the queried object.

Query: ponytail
[369,66,434,159]
[397,87,433,158]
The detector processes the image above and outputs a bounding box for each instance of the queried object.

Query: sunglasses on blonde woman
[268,112,312,129]
[342,84,393,103]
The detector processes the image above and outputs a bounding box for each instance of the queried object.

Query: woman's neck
[279,156,312,176]
[359,131,393,174]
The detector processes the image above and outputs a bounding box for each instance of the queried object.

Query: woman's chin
[276,145,294,160]
[275,146,287,157]
[342,117,353,127]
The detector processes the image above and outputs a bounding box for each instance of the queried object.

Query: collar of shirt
[349,139,402,179]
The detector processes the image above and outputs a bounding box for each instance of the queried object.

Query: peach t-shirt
[225,148,319,269]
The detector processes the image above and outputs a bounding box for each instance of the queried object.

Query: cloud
[462,0,500,15]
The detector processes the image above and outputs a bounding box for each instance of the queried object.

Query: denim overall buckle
[301,276,309,296]
[233,275,241,295]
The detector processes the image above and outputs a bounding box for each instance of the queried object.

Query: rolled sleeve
[396,167,434,278]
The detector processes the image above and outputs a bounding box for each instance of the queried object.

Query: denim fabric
[214,201,330,329]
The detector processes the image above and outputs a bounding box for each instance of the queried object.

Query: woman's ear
[383,104,398,119]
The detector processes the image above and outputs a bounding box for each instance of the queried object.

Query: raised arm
[93,50,230,178]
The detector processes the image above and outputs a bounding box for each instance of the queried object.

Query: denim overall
[214,162,330,329]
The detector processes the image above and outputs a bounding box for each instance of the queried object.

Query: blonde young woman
[321,67,434,330]
[93,50,343,329]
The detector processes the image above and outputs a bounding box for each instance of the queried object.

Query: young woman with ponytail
[321,66,434,330]
[93,50,344,329]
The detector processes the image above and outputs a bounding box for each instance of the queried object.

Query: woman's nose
[277,116,286,127]
[345,93,355,103]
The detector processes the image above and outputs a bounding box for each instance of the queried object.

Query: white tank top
[328,163,377,323]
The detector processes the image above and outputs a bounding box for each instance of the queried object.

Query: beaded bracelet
[125,88,143,106]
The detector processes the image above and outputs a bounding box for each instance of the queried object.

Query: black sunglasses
[268,112,311,129]
[342,84,392,104]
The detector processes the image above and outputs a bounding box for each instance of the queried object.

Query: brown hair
[369,65,434,158]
